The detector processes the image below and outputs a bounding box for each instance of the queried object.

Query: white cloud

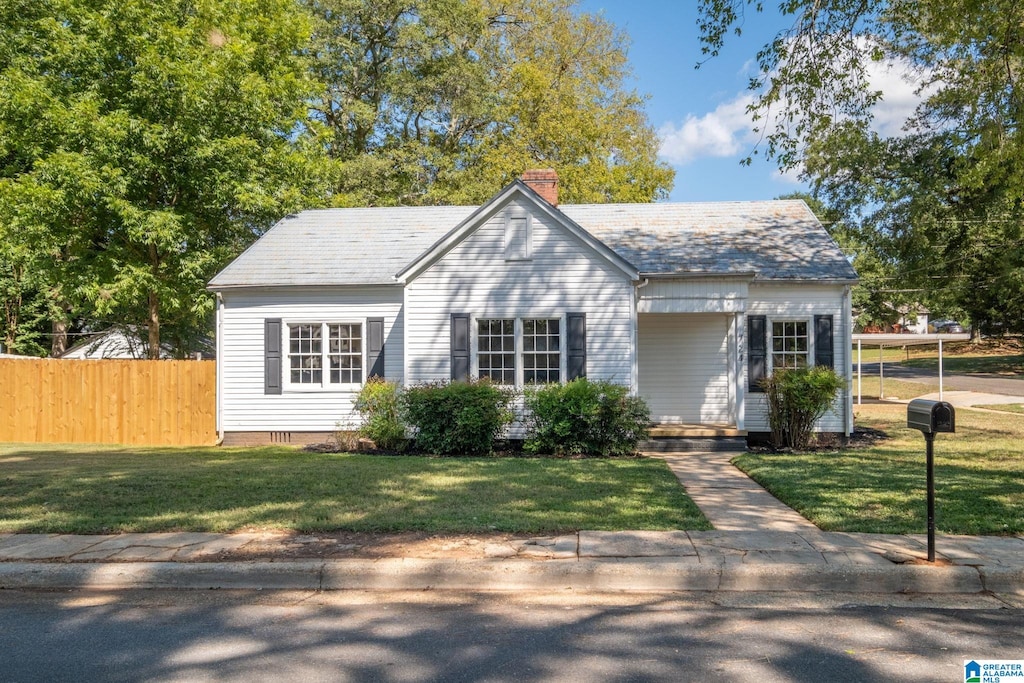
[864,59,933,137]
[771,165,803,185]
[657,95,756,166]
[659,48,934,168]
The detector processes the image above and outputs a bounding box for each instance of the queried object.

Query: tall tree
[0,0,328,357]
[306,0,673,206]
[698,1,1024,334]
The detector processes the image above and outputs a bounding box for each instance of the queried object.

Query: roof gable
[393,180,639,283]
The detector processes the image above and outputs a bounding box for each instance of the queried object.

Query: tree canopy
[306,0,672,206]
[1,0,672,357]
[700,0,1024,335]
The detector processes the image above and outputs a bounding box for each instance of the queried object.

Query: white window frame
[768,317,811,371]
[283,320,366,392]
[476,317,516,385]
[471,314,565,387]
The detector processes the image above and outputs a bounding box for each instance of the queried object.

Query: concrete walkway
[652,452,817,532]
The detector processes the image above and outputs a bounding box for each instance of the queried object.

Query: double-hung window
[523,319,560,384]
[771,320,808,369]
[288,322,362,387]
[476,317,561,386]
[477,319,515,385]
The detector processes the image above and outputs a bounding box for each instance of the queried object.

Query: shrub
[761,366,844,450]
[402,380,515,455]
[523,378,650,456]
[353,377,407,451]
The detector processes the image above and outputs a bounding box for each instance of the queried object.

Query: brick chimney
[521,169,559,206]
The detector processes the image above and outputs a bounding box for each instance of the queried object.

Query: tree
[698,1,1024,335]
[306,0,673,206]
[0,0,329,357]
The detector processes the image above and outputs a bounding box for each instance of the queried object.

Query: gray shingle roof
[562,200,857,281]
[208,199,856,288]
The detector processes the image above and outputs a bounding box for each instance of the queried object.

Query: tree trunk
[50,317,68,357]
[147,290,160,359]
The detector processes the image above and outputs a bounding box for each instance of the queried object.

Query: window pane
[327,323,362,384]
[288,324,323,384]
[770,320,809,372]
[478,319,516,385]
[523,318,560,385]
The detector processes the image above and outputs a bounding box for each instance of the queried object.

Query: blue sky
[577,1,804,202]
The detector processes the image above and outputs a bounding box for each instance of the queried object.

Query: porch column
[733,312,745,431]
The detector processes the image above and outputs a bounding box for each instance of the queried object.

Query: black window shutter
[367,318,385,380]
[814,314,834,369]
[567,312,587,380]
[450,313,470,381]
[748,315,767,392]
[264,318,282,395]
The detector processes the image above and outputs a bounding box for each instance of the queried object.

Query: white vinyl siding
[745,283,849,433]
[638,313,731,424]
[219,286,403,431]
[404,197,634,388]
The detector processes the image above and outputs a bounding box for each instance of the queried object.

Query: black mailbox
[907,399,955,434]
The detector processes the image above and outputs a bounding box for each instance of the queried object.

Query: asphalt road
[856,363,1024,396]
[1,590,1021,682]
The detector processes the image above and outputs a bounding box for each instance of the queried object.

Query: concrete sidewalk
[0,528,1021,597]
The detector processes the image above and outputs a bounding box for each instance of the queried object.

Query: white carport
[852,333,971,403]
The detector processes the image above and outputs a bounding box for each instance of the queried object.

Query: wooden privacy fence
[0,358,216,446]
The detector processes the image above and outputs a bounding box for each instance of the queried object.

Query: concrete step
[640,437,747,452]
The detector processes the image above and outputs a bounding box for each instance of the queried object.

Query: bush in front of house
[761,366,844,450]
[402,380,515,455]
[523,378,650,456]
[353,377,407,451]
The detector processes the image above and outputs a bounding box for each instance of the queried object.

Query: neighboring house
[60,328,167,360]
[60,327,213,360]
[209,170,858,446]
[890,303,930,334]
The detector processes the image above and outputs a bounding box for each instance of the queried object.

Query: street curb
[0,559,999,594]
[980,567,1024,596]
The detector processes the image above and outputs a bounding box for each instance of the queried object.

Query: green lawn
[0,444,709,534]
[902,352,1024,375]
[734,404,1024,535]
[975,403,1024,414]
[852,376,940,400]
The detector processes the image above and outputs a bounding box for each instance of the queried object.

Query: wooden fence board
[0,358,216,447]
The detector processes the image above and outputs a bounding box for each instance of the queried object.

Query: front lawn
[0,444,709,534]
[852,376,940,400]
[903,352,1024,376]
[975,403,1024,414]
[734,404,1024,534]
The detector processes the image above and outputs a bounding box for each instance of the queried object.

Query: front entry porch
[637,312,744,431]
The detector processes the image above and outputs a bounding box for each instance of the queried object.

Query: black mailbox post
[907,399,956,562]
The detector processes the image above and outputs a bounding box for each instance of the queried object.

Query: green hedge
[402,380,515,455]
[523,378,650,456]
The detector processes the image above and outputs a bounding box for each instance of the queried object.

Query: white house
[208,170,858,446]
